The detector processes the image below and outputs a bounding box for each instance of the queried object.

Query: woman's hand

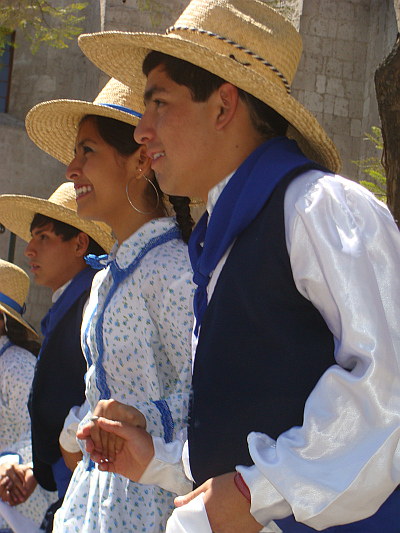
[0,463,37,506]
[77,400,149,475]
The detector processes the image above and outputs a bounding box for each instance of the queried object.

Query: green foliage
[136,0,171,27]
[352,126,387,202]
[0,1,87,57]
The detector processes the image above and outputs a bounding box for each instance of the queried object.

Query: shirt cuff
[139,437,192,495]
[236,462,292,527]
[0,454,20,466]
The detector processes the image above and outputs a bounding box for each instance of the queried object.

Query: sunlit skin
[80,65,265,533]
[66,118,161,244]
[24,223,89,293]
[134,65,263,203]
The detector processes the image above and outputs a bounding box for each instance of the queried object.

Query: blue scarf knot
[188,137,324,335]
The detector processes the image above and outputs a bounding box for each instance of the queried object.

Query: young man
[0,183,114,531]
[77,2,400,532]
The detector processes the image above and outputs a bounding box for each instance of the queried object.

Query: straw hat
[25,78,144,166]
[0,183,115,253]
[0,259,39,339]
[78,0,341,173]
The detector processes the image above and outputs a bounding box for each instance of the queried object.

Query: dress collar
[110,217,179,271]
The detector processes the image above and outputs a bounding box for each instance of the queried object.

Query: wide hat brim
[0,194,115,253]
[0,302,40,340]
[25,99,143,167]
[78,30,342,174]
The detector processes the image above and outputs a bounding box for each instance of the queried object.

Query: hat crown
[170,0,302,91]
[48,182,80,212]
[93,77,144,113]
[0,259,29,310]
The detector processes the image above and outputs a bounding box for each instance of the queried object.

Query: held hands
[174,473,263,533]
[76,399,155,481]
[0,463,37,506]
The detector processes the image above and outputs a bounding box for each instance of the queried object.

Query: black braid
[168,196,195,244]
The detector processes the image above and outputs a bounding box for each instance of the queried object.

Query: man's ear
[75,232,90,257]
[215,82,240,131]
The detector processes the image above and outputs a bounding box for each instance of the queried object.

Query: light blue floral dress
[53,218,194,533]
[0,336,57,530]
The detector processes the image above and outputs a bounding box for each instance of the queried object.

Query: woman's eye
[83,145,93,155]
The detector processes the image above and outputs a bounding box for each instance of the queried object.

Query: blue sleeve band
[153,400,174,443]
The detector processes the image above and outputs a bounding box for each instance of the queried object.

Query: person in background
[0,183,114,532]
[24,78,195,533]
[0,259,56,533]
[75,1,400,532]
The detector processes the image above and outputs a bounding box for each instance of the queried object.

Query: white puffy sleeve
[238,171,400,530]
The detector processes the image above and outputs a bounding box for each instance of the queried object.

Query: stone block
[342,61,354,80]
[321,38,334,57]
[324,93,336,114]
[326,78,345,97]
[326,57,343,78]
[304,53,324,75]
[303,90,324,113]
[331,116,350,135]
[344,80,365,100]
[350,118,362,137]
[349,100,364,119]
[316,75,327,94]
[303,35,323,55]
[334,97,349,117]
[337,21,356,41]
[319,0,338,18]
[337,2,355,22]
[309,16,330,37]
[294,70,317,92]
[327,19,338,39]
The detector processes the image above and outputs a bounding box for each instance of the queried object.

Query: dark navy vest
[28,290,88,491]
[188,171,336,486]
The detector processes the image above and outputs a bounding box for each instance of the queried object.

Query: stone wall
[0,0,398,333]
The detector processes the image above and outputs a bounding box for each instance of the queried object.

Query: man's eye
[154,99,164,108]
[83,145,93,155]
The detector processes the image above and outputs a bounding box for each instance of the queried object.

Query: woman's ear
[128,145,152,181]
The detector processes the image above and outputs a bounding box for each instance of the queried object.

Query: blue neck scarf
[188,137,322,334]
[40,267,97,355]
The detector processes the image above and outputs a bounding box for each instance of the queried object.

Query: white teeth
[76,185,93,197]
[153,152,165,161]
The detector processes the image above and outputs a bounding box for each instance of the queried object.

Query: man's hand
[0,463,37,506]
[76,399,154,481]
[78,399,146,462]
[174,472,263,533]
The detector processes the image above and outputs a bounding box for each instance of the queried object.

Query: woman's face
[66,118,137,226]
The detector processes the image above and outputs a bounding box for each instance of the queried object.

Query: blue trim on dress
[84,226,181,400]
[153,400,174,443]
[0,339,12,358]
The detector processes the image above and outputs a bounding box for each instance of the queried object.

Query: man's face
[24,222,81,293]
[134,65,218,202]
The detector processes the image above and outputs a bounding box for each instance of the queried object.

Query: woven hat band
[166,25,291,94]
[0,292,24,315]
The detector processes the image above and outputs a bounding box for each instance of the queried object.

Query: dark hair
[2,312,41,357]
[143,51,288,139]
[30,213,106,256]
[82,114,194,244]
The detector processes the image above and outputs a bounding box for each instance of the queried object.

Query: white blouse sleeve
[239,171,400,530]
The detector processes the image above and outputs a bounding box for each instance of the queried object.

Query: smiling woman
[23,78,195,533]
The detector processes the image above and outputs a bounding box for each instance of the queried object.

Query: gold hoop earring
[126,175,160,215]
